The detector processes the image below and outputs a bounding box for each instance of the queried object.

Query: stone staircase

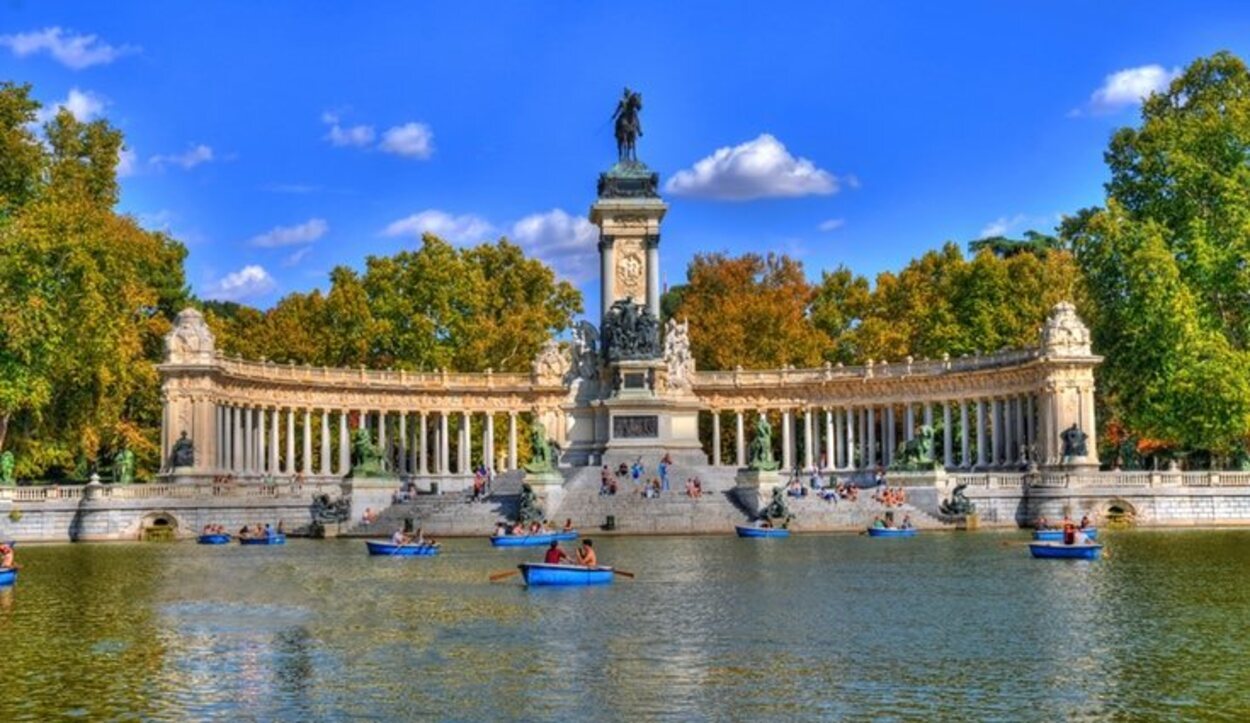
[551,463,750,534]
[342,465,956,537]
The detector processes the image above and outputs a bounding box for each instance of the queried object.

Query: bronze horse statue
[613,88,643,163]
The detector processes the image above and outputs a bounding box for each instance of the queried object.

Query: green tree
[0,99,188,480]
[1063,51,1250,456]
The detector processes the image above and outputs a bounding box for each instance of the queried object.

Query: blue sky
[4,1,1250,318]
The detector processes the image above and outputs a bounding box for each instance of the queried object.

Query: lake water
[1,530,1249,721]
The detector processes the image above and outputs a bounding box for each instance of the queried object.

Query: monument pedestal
[524,469,566,514]
[735,468,783,517]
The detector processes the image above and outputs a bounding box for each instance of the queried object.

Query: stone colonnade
[209,406,527,478]
[700,394,1046,472]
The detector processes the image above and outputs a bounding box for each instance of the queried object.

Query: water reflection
[1,532,1249,719]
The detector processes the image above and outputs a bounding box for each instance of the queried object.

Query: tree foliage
[1064,51,1250,457]
[0,84,188,480]
[212,234,582,373]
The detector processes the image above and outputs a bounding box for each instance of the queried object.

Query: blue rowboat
[735,525,791,538]
[490,533,562,548]
[1029,542,1102,560]
[554,530,579,541]
[197,533,232,545]
[1033,528,1098,542]
[518,562,614,587]
[365,540,439,556]
[867,527,918,538]
[239,534,285,546]
[0,568,16,586]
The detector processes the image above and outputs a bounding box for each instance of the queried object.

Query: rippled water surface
[2,530,1250,720]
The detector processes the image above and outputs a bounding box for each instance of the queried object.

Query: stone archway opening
[1103,499,1137,528]
[140,511,179,541]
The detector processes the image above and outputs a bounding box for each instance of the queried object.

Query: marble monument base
[735,468,784,517]
[524,469,566,513]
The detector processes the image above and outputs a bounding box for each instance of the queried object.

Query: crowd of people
[237,522,283,539]
[601,454,703,500]
[492,518,576,537]
[872,486,908,507]
[200,523,229,535]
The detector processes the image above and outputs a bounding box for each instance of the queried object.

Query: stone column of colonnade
[702,396,1046,474]
[211,404,371,479]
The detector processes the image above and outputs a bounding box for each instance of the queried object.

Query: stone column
[867,407,877,468]
[260,407,271,474]
[1016,396,1027,465]
[845,407,855,470]
[302,409,312,475]
[646,235,661,319]
[599,235,614,326]
[710,411,721,466]
[398,413,408,476]
[508,412,518,471]
[904,404,915,441]
[1002,399,1014,467]
[215,406,224,469]
[268,408,279,474]
[339,411,350,475]
[419,412,429,475]
[991,398,1002,467]
[827,409,837,471]
[320,411,331,476]
[284,409,294,474]
[924,403,933,429]
[943,402,953,469]
[439,412,450,475]
[884,406,895,467]
[782,410,793,471]
[1025,395,1035,461]
[975,399,987,469]
[485,412,496,472]
[378,412,388,468]
[462,411,472,473]
[735,411,745,467]
[239,407,250,473]
[803,409,815,471]
[960,400,970,468]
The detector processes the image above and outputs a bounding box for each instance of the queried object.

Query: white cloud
[665,134,842,200]
[0,27,137,69]
[379,122,434,159]
[510,209,600,283]
[282,246,313,267]
[979,214,1026,238]
[382,210,494,245]
[116,147,137,177]
[204,265,276,301]
[818,218,845,232]
[1086,64,1180,113]
[150,144,214,170]
[249,218,329,247]
[37,88,106,124]
[323,111,375,148]
[137,209,175,232]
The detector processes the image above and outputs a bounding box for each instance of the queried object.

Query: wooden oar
[611,569,635,579]
[390,540,409,556]
[489,569,520,582]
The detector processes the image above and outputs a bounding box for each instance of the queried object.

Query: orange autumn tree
[671,252,826,371]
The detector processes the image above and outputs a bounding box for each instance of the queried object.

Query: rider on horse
[613,87,643,162]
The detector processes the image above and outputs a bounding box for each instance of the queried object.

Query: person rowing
[544,540,569,564]
[391,529,412,546]
[576,539,597,567]
[0,542,13,569]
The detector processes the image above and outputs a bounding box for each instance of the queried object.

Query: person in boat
[1062,521,1077,545]
[544,541,570,565]
[576,539,597,567]
[264,523,274,538]
[900,514,914,530]
[758,518,773,529]
[529,520,543,534]
[511,521,524,535]
[1079,514,1091,529]
[562,518,574,532]
[391,529,412,545]
[238,525,251,539]
[871,516,886,529]
[1036,516,1050,530]
[0,542,14,569]
[493,522,507,537]
[277,520,285,534]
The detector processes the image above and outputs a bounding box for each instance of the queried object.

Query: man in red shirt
[544,541,569,564]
